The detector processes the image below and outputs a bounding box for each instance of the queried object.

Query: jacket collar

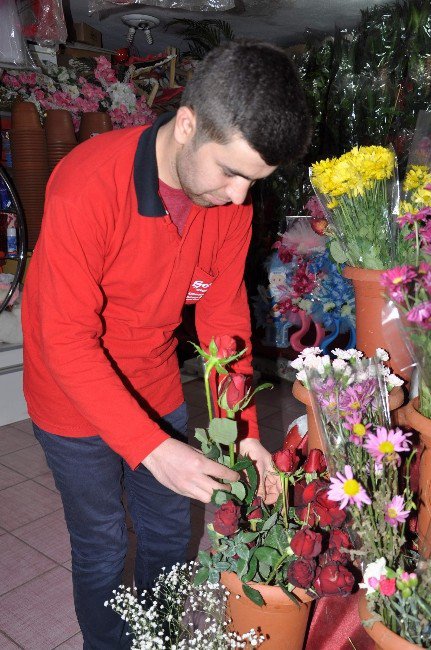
[134,111,175,217]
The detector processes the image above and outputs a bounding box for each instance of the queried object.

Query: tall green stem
[204,361,215,422]
[281,473,289,531]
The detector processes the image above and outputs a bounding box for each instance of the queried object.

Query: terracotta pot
[221,571,313,650]
[78,112,113,142]
[343,266,412,383]
[403,397,431,555]
[358,589,422,649]
[11,100,42,130]
[292,380,404,454]
[45,110,77,145]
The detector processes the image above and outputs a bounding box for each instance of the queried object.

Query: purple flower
[364,426,412,463]
[406,302,431,330]
[327,465,371,510]
[397,212,422,227]
[385,495,410,527]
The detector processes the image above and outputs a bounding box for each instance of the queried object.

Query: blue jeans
[33,403,190,650]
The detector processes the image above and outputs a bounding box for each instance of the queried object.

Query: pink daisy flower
[327,465,371,509]
[380,266,417,288]
[397,212,421,227]
[344,412,372,445]
[364,426,412,463]
[384,495,410,527]
[406,302,431,330]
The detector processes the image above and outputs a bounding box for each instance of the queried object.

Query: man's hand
[142,438,239,503]
[238,438,281,505]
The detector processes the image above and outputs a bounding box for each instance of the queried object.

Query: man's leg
[124,402,191,591]
[33,424,131,650]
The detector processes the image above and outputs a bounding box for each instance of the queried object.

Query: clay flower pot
[221,571,313,650]
[11,100,42,130]
[78,112,113,142]
[358,589,422,649]
[292,380,404,454]
[403,396,431,554]
[45,110,77,144]
[343,266,412,382]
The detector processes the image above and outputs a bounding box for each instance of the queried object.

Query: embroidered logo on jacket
[185,279,212,303]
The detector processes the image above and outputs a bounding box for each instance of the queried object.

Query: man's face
[175,133,277,208]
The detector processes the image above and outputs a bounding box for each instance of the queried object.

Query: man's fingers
[204,459,239,483]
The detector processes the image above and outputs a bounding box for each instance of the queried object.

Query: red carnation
[213,501,240,537]
[290,527,322,559]
[313,563,355,597]
[287,558,316,589]
[379,578,396,597]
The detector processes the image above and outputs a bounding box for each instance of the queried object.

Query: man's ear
[174,106,197,145]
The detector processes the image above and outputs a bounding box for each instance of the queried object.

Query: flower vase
[342,266,412,383]
[403,396,431,556]
[289,310,325,353]
[221,571,313,650]
[292,381,404,455]
[358,589,422,649]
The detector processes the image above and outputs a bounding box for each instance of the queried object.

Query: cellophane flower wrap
[192,338,356,607]
[293,347,431,645]
[310,145,399,269]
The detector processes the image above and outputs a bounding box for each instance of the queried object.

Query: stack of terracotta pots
[45,110,77,174]
[9,101,50,250]
[78,111,113,142]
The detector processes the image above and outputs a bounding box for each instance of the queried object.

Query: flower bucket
[404,397,431,555]
[358,589,422,649]
[221,571,313,650]
[342,266,412,383]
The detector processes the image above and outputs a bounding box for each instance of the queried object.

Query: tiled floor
[0,376,304,649]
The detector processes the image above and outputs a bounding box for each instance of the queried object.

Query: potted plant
[192,337,357,649]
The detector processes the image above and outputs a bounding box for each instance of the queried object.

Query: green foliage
[165,19,235,60]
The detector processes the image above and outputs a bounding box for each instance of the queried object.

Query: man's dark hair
[180,40,311,166]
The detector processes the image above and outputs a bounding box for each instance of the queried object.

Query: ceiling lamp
[121,13,160,45]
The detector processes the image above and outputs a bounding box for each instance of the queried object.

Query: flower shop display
[302,352,431,647]
[191,337,357,648]
[106,560,265,649]
[0,56,155,132]
[291,347,404,453]
[253,217,355,355]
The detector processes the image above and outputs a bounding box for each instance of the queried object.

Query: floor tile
[9,419,35,435]
[0,533,55,596]
[13,510,71,564]
[0,463,26,491]
[0,445,49,479]
[0,425,35,456]
[0,480,62,531]
[182,379,207,407]
[0,631,20,649]
[0,566,79,650]
[33,471,58,493]
[55,633,83,649]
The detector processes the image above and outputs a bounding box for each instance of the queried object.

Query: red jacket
[22,113,259,468]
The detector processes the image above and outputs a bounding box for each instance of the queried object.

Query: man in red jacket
[22,41,310,647]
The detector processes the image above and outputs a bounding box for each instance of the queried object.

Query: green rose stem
[281,472,289,531]
[203,360,216,423]
[226,408,236,468]
[265,546,294,585]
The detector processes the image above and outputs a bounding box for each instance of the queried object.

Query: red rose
[283,424,302,452]
[287,557,316,589]
[246,497,263,521]
[214,335,236,359]
[290,527,322,559]
[328,529,351,563]
[302,479,328,504]
[213,501,240,537]
[218,374,248,410]
[297,506,317,527]
[303,449,326,474]
[313,563,355,597]
[379,577,396,597]
[272,448,298,474]
[314,490,346,528]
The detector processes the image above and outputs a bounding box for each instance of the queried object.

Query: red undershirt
[159,179,193,236]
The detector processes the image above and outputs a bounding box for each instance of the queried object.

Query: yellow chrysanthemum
[413,187,431,207]
[403,165,431,192]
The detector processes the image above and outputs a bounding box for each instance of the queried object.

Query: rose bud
[272,448,298,474]
[214,335,236,359]
[313,563,355,597]
[213,501,240,537]
[314,489,346,527]
[283,424,302,452]
[329,529,351,551]
[297,506,318,527]
[287,558,316,589]
[246,497,263,521]
[290,527,322,559]
[303,449,327,474]
[218,374,248,412]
